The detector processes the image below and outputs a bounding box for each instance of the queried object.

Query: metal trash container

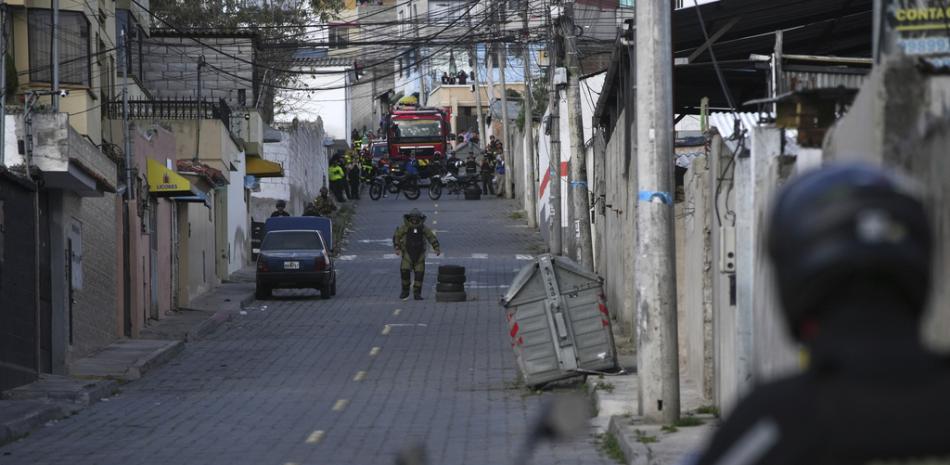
[500,254,618,387]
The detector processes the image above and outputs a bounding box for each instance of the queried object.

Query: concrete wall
[182,197,217,304]
[142,35,257,109]
[251,121,330,222]
[824,57,950,353]
[679,156,714,402]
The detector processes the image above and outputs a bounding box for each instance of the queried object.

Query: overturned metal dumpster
[500,254,618,387]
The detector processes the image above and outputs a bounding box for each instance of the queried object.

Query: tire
[403,185,421,200]
[255,284,271,300]
[437,274,466,285]
[436,282,464,292]
[427,183,443,201]
[321,279,332,299]
[436,291,467,302]
[438,265,466,275]
[369,182,383,200]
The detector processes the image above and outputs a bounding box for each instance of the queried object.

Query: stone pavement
[0,195,615,465]
[0,269,255,448]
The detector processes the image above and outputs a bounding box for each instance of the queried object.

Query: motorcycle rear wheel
[427,183,442,201]
[369,183,383,200]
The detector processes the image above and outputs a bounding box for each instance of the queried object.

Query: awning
[146,159,194,197]
[170,190,210,208]
[245,155,284,178]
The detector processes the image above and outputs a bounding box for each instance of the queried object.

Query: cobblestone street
[0,195,614,465]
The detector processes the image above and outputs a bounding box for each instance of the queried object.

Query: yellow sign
[146,159,194,195]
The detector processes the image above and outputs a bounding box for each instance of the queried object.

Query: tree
[150,0,345,122]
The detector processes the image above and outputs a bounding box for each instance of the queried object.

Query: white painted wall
[227,155,249,274]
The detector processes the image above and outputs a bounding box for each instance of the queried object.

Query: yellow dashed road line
[332,399,349,411]
[305,430,325,444]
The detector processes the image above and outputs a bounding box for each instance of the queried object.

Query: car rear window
[261,231,323,251]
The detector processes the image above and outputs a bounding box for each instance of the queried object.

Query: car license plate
[283,261,300,270]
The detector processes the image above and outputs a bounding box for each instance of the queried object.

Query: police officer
[307,187,337,217]
[695,163,950,465]
[270,199,290,217]
[392,209,441,300]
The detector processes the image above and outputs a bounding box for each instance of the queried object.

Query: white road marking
[353,371,367,382]
[369,347,381,357]
[393,309,402,316]
[332,399,349,411]
[381,325,391,335]
[385,323,428,328]
[338,255,357,261]
[515,254,534,260]
[305,430,325,444]
[471,253,489,259]
[358,239,393,245]
[383,254,400,259]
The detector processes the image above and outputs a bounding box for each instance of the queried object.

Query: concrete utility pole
[635,0,680,424]
[484,44,497,144]
[562,1,593,269]
[51,0,60,112]
[467,7,487,144]
[497,3,513,198]
[548,11,562,256]
[521,1,537,228]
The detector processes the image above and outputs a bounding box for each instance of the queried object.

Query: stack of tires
[463,184,481,200]
[435,265,467,302]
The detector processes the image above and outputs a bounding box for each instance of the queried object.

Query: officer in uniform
[270,199,290,217]
[306,187,337,217]
[392,209,441,300]
[695,164,950,465]
[328,159,347,202]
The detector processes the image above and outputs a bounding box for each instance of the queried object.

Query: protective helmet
[276,199,287,208]
[767,163,932,341]
[404,208,426,223]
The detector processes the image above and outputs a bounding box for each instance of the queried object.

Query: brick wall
[67,192,118,362]
[142,35,257,110]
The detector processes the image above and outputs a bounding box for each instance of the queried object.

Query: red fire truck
[386,103,451,163]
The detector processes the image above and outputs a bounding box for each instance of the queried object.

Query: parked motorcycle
[427,172,479,201]
[370,172,421,201]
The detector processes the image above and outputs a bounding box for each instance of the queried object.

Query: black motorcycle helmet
[767,163,932,341]
[405,208,426,225]
[276,199,286,208]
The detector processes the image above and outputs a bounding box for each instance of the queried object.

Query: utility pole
[195,55,205,163]
[635,0,680,424]
[497,3,513,199]
[521,0,537,228]
[484,43,497,145]
[548,8,562,256]
[468,9,486,145]
[51,0,60,112]
[121,28,134,338]
[563,1,593,269]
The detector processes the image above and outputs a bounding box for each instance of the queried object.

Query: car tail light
[315,251,329,271]
[257,259,269,272]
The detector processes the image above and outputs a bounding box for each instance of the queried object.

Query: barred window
[28,9,91,86]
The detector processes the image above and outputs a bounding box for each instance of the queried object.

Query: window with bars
[28,9,91,86]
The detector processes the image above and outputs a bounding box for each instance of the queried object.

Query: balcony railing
[106,98,232,129]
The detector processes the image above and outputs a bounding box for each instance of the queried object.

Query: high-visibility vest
[329,165,345,182]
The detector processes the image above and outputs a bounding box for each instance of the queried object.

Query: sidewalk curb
[184,291,254,342]
[125,341,185,380]
[609,415,646,465]
[0,401,64,446]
